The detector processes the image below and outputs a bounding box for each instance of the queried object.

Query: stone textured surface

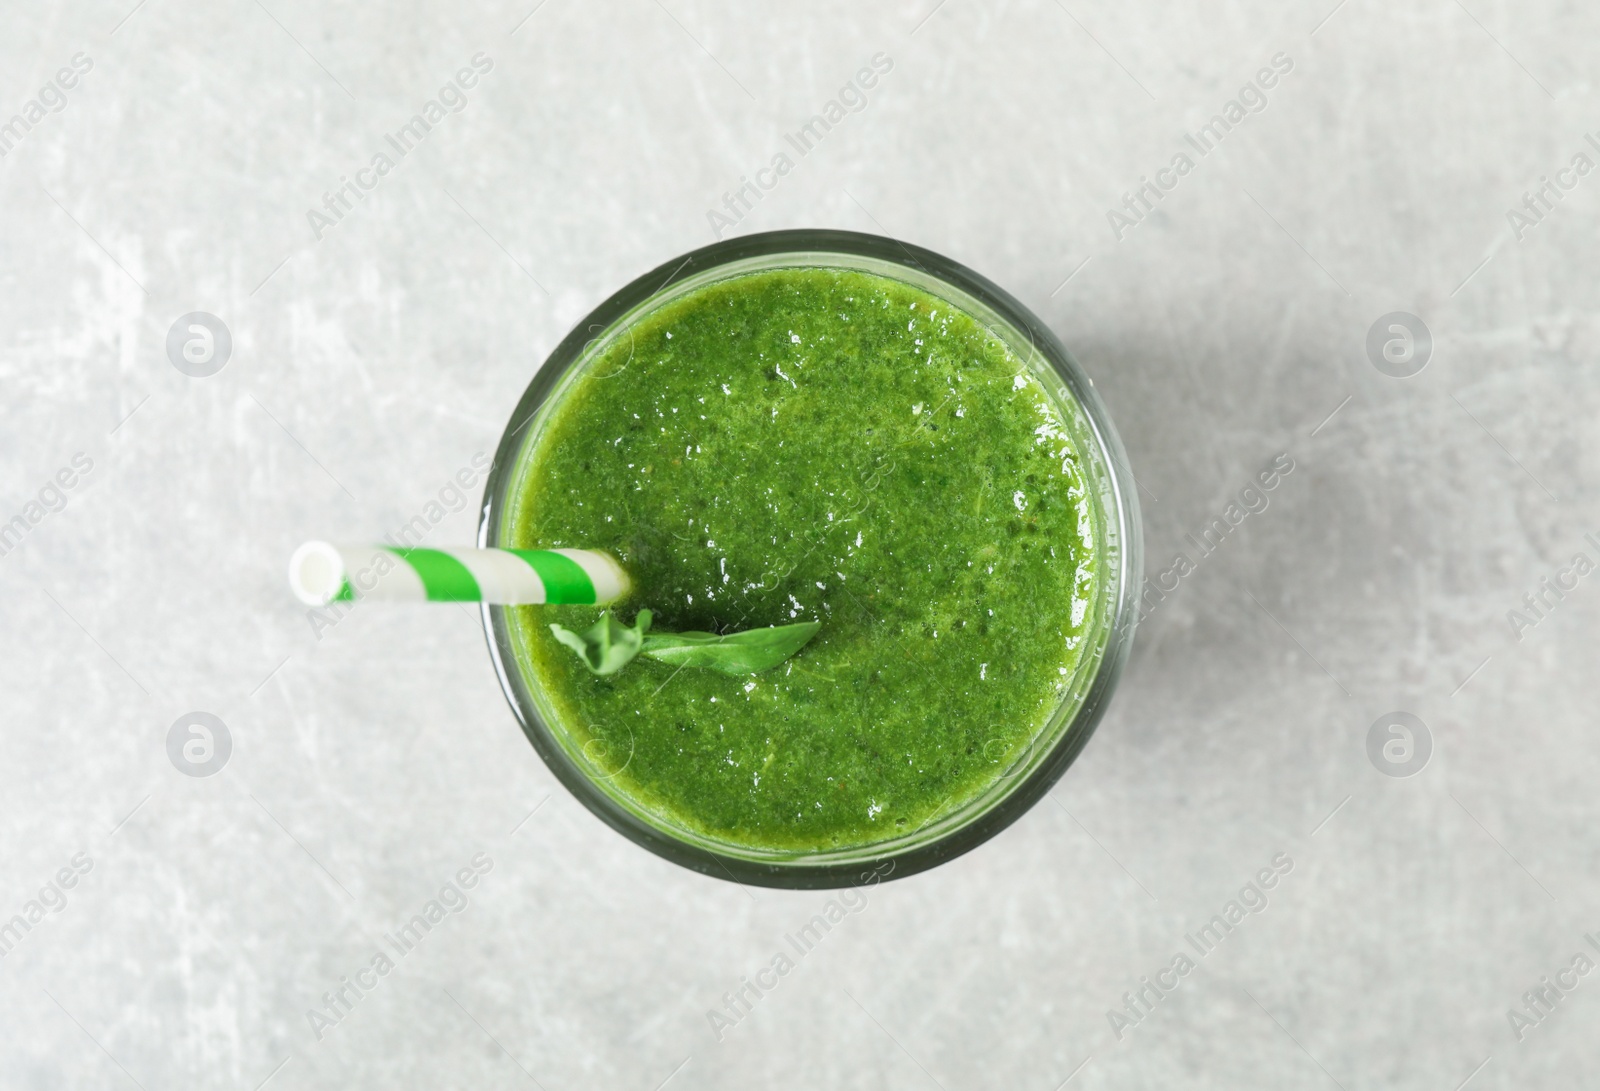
[2,2,1597,1088]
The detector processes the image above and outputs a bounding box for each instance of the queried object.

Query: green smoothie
[501,265,1104,854]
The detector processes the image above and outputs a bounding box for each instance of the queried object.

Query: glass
[478,229,1142,888]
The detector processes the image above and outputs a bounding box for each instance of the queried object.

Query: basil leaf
[550,609,653,676]
[642,620,821,676]
[550,611,821,677]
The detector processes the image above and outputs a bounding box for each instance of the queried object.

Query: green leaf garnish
[550,611,820,677]
[550,609,652,676]
[642,620,821,676]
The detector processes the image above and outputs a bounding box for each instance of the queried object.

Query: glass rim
[477,228,1143,889]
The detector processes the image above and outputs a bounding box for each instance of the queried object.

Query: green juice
[500,265,1104,854]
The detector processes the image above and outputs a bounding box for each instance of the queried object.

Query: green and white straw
[288,542,629,607]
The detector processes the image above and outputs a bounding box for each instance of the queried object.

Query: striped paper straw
[288,542,629,607]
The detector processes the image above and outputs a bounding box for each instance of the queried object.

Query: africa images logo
[0,52,93,159]
[306,53,494,241]
[706,52,894,239]
[1106,53,1294,241]
[1105,852,1294,1041]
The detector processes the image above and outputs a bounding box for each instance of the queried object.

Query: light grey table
[2,2,1595,1087]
